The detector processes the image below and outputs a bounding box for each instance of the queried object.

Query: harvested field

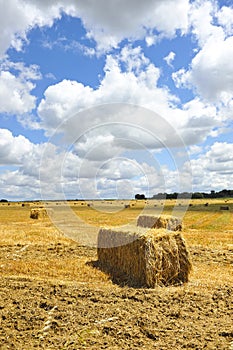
[0,199,232,349]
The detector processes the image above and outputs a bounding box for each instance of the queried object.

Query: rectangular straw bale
[137,215,182,231]
[97,227,192,287]
[30,208,53,219]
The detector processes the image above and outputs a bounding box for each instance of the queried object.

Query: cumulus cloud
[0,128,46,199]
[173,1,233,106]
[6,126,230,200]
[0,127,167,200]
[0,170,40,199]
[0,0,64,56]
[0,59,41,114]
[37,46,175,132]
[37,79,94,128]
[189,0,223,47]
[186,142,233,192]
[0,0,190,55]
[74,0,190,51]
[0,71,35,115]
[37,45,221,151]
[173,36,233,103]
[0,129,35,164]
[216,6,233,37]
[181,97,221,138]
[0,128,181,200]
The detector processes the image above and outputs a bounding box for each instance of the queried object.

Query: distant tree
[180,192,191,199]
[192,192,204,199]
[218,189,230,197]
[166,192,178,199]
[152,193,166,199]
[0,199,8,202]
[135,194,146,200]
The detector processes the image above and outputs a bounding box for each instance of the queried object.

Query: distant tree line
[152,189,233,200]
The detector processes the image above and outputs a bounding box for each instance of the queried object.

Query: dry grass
[0,199,232,289]
[189,262,233,290]
[0,256,109,284]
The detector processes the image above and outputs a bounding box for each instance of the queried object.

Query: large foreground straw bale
[30,208,53,219]
[98,227,192,287]
[137,215,182,231]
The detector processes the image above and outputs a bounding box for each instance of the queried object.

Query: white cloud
[0,129,34,164]
[217,6,233,36]
[192,36,233,102]
[0,128,47,199]
[74,0,190,51]
[37,79,94,129]
[0,0,64,56]
[0,0,190,55]
[37,45,221,151]
[188,145,203,156]
[164,51,176,67]
[42,37,96,57]
[187,142,233,191]
[0,71,35,114]
[1,60,42,80]
[0,127,183,200]
[189,0,223,48]
[0,60,41,114]
[173,36,233,103]
[96,158,145,180]
[37,46,175,134]
[0,170,40,199]
[0,130,74,199]
[172,1,233,107]
[145,35,156,47]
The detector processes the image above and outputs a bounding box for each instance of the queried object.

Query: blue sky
[0,0,233,200]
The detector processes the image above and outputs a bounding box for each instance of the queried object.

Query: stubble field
[0,199,232,349]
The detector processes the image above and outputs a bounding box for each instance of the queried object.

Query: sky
[0,0,233,201]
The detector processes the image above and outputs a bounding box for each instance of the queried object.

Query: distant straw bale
[22,203,30,207]
[30,208,53,219]
[220,206,229,210]
[97,226,192,287]
[137,215,182,231]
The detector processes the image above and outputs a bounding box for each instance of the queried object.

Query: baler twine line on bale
[97,225,192,288]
